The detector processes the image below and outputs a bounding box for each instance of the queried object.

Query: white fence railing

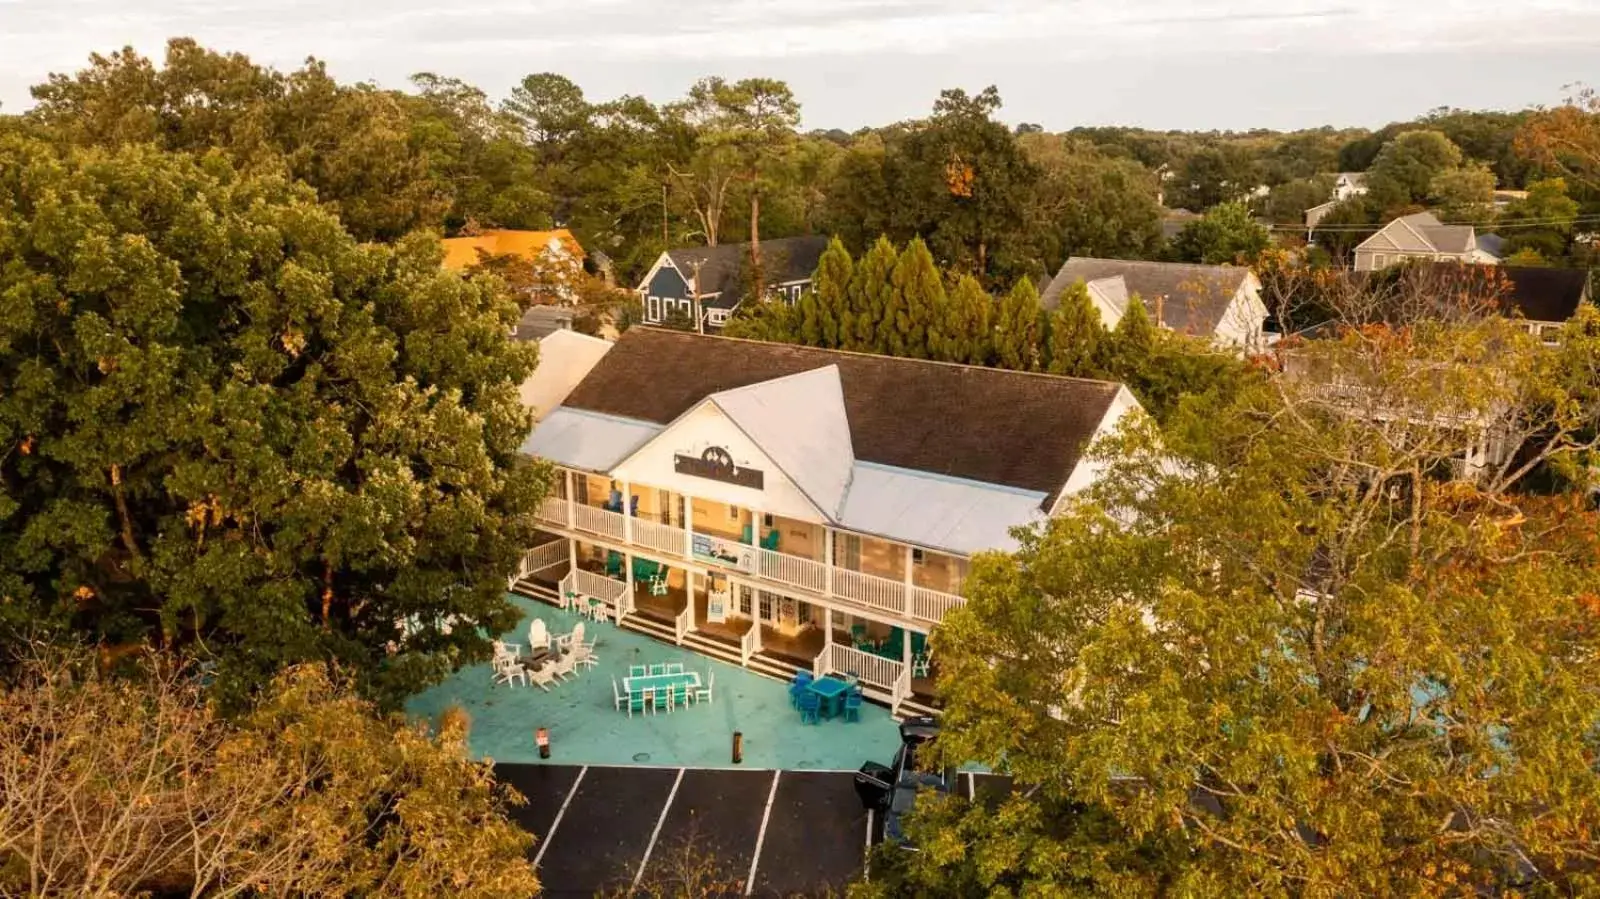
[674,606,692,644]
[572,568,627,601]
[632,517,686,558]
[524,541,567,575]
[759,548,828,594]
[572,504,626,541]
[909,585,962,625]
[819,643,905,693]
[740,626,760,664]
[617,585,636,619]
[537,495,570,527]
[891,666,913,713]
[831,567,907,615]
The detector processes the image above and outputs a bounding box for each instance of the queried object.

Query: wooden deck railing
[536,495,569,527]
[674,606,691,644]
[819,643,905,694]
[758,547,828,594]
[830,567,906,615]
[740,626,760,664]
[572,504,626,540]
[632,517,685,557]
[910,585,963,625]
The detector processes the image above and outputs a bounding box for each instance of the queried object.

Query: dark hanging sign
[674,445,764,490]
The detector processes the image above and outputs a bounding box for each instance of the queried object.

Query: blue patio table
[807,676,851,720]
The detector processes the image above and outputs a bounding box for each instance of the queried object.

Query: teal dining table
[807,676,851,719]
[623,671,702,697]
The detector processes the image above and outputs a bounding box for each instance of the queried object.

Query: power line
[1274,213,1600,233]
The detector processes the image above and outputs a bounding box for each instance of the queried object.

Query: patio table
[807,676,851,720]
[623,670,702,697]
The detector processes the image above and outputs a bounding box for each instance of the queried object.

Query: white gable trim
[634,251,691,295]
[1049,386,1144,515]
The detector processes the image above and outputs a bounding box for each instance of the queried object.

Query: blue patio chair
[789,671,813,707]
[797,690,822,725]
[843,691,863,723]
[628,664,647,677]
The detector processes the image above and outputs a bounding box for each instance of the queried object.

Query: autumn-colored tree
[883,303,1600,896]
[1516,87,1600,196]
[0,136,546,709]
[0,648,539,897]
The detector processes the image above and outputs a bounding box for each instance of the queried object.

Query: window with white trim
[1540,324,1562,346]
[1373,254,1388,268]
[647,296,661,321]
[707,309,728,326]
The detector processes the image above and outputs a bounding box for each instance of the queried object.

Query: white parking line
[533,765,588,868]
[632,767,685,890]
[744,769,783,896]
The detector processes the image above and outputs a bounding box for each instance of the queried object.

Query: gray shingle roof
[666,235,829,307]
[1040,257,1251,336]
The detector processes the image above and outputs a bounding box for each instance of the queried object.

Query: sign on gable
[674,446,764,490]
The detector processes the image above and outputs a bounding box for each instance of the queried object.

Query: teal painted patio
[406,596,903,770]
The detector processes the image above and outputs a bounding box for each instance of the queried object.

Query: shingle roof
[559,329,1123,498]
[513,305,575,341]
[1360,213,1476,255]
[1040,257,1252,336]
[666,235,829,307]
[1499,266,1590,322]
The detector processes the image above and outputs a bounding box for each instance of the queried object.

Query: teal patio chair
[741,522,754,544]
[628,689,647,718]
[797,690,822,725]
[843,691,863,723]
[761,528,780,551]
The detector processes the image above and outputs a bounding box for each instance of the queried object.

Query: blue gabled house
[635,236,829,332]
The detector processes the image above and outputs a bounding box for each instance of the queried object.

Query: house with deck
[508,328,1142,716]
[1354,213,1504,272]
[636,236,829,332]
[1039,257,1271,350]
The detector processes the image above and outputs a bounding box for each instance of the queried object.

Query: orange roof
[440,229,584,271]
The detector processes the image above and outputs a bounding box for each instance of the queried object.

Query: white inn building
[510,328,1141,715]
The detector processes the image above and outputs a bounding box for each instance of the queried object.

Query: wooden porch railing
[536,495,569,527]
[674,606,692,644]
[891,666,913,714]
[740,626,760,664]
[632,517,685,557]
[572,504,626,541]
[819,643,905,694]
[758,547,828,594]
[830,567,906,615]
[909,585,963,625]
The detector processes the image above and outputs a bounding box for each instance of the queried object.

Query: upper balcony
[534,468,965,627]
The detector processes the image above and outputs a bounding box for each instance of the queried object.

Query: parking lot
[495,763,1014,897]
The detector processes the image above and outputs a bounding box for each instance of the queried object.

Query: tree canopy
[0,135,546,710]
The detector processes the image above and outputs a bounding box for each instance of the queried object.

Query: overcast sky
[2,0,1598,131]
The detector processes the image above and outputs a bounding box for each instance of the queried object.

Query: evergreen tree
[889,237,945,359]
[1107,294,1158,384]
[720,294,799,343]
[992,277,1045,371]
[848,236,899,351]
[944,275,994,365]
[801,237,853,348]
[1044,281,1107,377]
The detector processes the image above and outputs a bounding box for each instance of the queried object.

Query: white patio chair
[528,619,549,652]
[556,621,584,652]
[612,676,626,711]
[492,656,526,688]
[693,670,714,705]
[527,664,556,691]
[493,639,521,660]
[573,647,598,670]
[547,653,573,682]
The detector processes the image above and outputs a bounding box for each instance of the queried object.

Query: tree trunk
[750,190,761,259]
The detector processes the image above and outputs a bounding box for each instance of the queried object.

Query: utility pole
[692,261,705,335]
[661,183,669,252]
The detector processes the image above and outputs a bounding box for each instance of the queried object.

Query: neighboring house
[1040,257,1270,349]
[1305,200,1339,235]
[1333,172,1368,201]
[514,305,575,341]
[512,328,1142,714]
[1160,208,1202,242]
[1492,189,1529,209]
[441,228,586,303]
[1353,213,1504,271]
[636,236,830,332]
[1488,265,1590,345]
[516,329,613,420]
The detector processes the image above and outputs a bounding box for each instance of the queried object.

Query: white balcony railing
[537,495,569,527]
[909,585,962,626]
[572,504,626,541]
[674,605,691,644]
[517,541,567,579]
[570,568,628,602]
[758,547,828,594]
[891,665,913,713]
[819,643,905,694]
[831,567,907,615]
[632,517,686,557]
[740,626,760,664]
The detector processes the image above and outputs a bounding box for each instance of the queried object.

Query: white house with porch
[508,328,1142,717]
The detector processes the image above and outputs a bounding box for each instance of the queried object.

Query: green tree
[0,137,545,709]
[502,71,591,149]
[847,236,900,351]
[1310,196,1381,263]
[0,649,540,896]
[1168,201,1271,265]
[798,236,853,348]
[667,77,800,251]
[992,277,1045,371]
[720,295,799,343]
[1365,129,1465,212]
[887,236,947,358]
[1427,161,1497,222]
[944,274,994,366]
[1263,174,1338,225]
[1044,281,1108,377]
[1022,134,1164,265]
[406,73,552,232]
[1166,144,1262,212]
[1502,177,1580,259]
[897,309,1600,895]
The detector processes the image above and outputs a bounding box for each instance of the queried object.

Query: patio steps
[896,695,941,721]
[511,578,561,604]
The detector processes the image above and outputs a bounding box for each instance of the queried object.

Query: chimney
[1153,294,1165,328]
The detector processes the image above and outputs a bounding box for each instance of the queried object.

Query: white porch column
[685,571,697,631]
[624,551,633,588]
[903,625,913,669]
[683,496,695,562]
[823,528,835,599]
[903,545,915,616]
[564,469,575,525]
[823,607,833,646]
[620,479,633,545]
